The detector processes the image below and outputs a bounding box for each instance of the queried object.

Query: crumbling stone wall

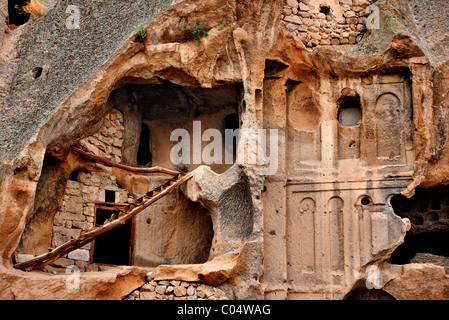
[281,0,377,47]
[15,108,133,271]
[124,274,229,300]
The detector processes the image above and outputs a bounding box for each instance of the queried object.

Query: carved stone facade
[0,0,449,301]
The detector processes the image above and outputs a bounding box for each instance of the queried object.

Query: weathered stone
[145,272,153,282]
[284,15,302,25]
[141,283,155,292]
[285,0,298,8]
[346,17,358,24]
[166,286,175,294]
[297,11,311,18]
[282,8,293,15]
[186,286,196,296]
[155,286,167,294]
[302,18,314,26]
[174,286,187,297]
[170,280,181,286]
[51,258,74,268]
[67,249,90,262]
[284,23,299,32]
[140,292,157,300]
[298,3,310,11]
[343,10,356,18]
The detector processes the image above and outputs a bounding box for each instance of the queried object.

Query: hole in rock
[361,197,371,206]
[8,0,30,26]
[390,186,449,265]
[285,79,301,93]
[320,5,331,16]
[32,67,43,79]
[68,171,78,181]
[264,59,289,78]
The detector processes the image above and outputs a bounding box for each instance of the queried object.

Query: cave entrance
[8,0,30,26]
[91,204,133,266]
[111,82,242,174]
[390,186,449,265]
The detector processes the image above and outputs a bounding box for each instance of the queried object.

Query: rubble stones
[124,279,229,300]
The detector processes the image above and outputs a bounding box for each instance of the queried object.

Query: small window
[320,5,331,16]
[338,97,362,126]
[105,190,116,203]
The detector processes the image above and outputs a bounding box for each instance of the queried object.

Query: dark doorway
[224,113,240,158]
[389,186,449,265]
[92,206,132,265]
[137,122,152,166]
[390,231,449,264]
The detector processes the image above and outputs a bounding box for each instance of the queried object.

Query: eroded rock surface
[0,0,448,300]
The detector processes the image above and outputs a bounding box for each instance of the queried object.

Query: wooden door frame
[89,202,134,266]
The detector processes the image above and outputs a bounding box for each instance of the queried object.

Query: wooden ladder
[14,146,193,271]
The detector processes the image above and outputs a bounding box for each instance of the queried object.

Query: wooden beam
[72,146,179,176]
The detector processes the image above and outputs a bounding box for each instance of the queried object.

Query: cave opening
[319,5,331,16]
[111,82,242,173]
[105,81,243,267]
[389,186,449,265]
[8,0,30,26]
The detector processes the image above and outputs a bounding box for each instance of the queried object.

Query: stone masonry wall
[281,0,377,48]
[47,108,132,273]
[123,273,229,300]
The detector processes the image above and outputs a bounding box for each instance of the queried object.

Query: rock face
[0,0,449,300]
